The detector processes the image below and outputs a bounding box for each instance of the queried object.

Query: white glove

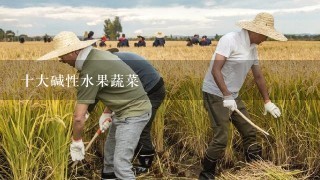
[99,112,112,133]
[223,95,237,111]
[263,101,281,118]
[85,112,90,120]
[70,139,85,161]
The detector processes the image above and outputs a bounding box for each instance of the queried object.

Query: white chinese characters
[21,74,140,88]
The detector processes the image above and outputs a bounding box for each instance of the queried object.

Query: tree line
[0,29,16,41]
[1,18,320,42]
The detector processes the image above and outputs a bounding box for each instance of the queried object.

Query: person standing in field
[200,12,287,179]
[37,31,152,180]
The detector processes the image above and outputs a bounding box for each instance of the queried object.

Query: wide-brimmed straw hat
[37,31,98,60]
[155,32,165,38]
[236,12,287,41]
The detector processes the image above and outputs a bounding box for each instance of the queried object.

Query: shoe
[101,172,117,180]
[198,155,217,180]
[245,146,262,162]
[199,171,215,180]
[138,154,154,168]
[132,165,149,175]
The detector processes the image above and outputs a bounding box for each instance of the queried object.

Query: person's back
[158,38,165,46]
[206,38,212,45]
[112,52,165,175]
[113,52,161,92]
[153,38,165,47]
[199,38,208,46]
[199,36,208,46]
[138,40,146,47]
[191,34,199,45]
[118,34,129,47]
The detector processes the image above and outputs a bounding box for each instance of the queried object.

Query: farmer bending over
[38,31,151,180]
[88,51,166,176]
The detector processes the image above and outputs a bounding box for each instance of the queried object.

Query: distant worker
[84,31,94,40]
[117,34,130,47]
[199,35,212,46]
[19,36,25,44]
[153,32,165,47]
[134,35,146,47]
[84,31,97,47]
[44,34,51,43]
[99,36,107,47]
[191,34,200,45]
[186,38,193,46]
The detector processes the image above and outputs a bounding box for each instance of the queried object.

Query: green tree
[108,21,116,40]
[104,19,116,40]
[103,17,123,40]
[113,16,122,38]
[214,34,221,41]
[0,28,4,41]
[104,19,112,36]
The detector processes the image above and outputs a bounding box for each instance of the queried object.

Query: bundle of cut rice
[218,161,305,180]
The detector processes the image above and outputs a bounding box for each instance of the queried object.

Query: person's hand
[99,112,112,133]
[223,95,237,111]
[85,112,90,121]
[70,139,85,161]
[263,101,281,118]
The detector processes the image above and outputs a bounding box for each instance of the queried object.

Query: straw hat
[236,12,287,41]
[37,31,98,60]
[155,32,165,38]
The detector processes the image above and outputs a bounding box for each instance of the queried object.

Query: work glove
[263,101,281,118]
[99,112,113,133]
[223,95,237,111]
[85,112,90,120]
[70,139,85,161]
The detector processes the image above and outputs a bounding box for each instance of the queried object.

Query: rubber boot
[101,172,117,180]
[245,146,262,162]
[199,155,217,180]
[132,154,154,175]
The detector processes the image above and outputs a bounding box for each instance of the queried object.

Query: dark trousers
[136,84,166,155]
[203,92,260,160]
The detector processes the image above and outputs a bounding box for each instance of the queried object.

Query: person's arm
[72,103,89,140]
[251,65,270,103]
[211,53,231,96]
[252,65,281,118]
[212,53,237,111]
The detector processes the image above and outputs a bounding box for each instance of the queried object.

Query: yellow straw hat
[37,31,98,60]
[236,12,287,41]
[155,32,165,38]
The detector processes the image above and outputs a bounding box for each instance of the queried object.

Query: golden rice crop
[0,41,319,179]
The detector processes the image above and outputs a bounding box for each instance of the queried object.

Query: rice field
[0,40,320,179]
